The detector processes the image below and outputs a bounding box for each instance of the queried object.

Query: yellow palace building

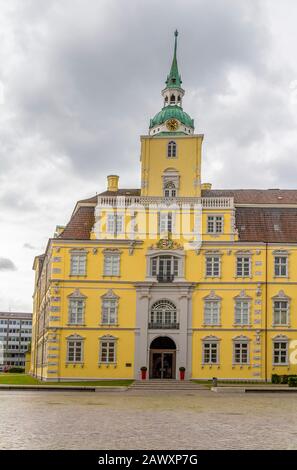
[31,32,297,382]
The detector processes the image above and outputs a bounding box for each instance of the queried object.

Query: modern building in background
[31,32,297,382]
[0,312,32,370]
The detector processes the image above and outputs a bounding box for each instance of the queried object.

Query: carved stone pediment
[67,289,86,298]
[203,290,222,301]
[149,238,183,250]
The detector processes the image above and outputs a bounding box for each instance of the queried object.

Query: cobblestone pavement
[0,389,297,450]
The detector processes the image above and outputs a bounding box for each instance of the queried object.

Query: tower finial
[165,30,182,88]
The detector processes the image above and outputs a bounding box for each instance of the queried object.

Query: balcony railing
[157,274,174,283]
[148,322,180,330]
[96,195,234,209]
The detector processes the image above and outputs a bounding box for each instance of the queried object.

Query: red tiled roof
[98,189,141,196]
[236,207,297,242]
[58,189,297,243]
[77,195,97,204]
[59,206,95,240]
[202,189,297,205]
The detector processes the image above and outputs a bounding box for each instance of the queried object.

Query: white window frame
[274,256,288,277]
[273,299,289,326]
[205,255,221,277]
[106,213,124,235]
[70,252,87,276]
[150,299,178,327]
[101,290,119,325]
[236,256,251,277]
[207,215,223,234]
[204,300,220,325]
[164,181,177,198]
[150,255,180,278]
[273,338,289,365]
[167,141,177,158]
[99,337,117,364]
[234,299,250,325]
[159,212,173,233]
[68,298,85,325]
[202,340,219,364]
[103,253,120,276]
[233,339,250,364]
[66,337,83,363]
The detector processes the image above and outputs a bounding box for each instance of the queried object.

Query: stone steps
[130,380,207,391]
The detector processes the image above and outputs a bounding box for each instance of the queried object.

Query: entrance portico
[134,281,195,380]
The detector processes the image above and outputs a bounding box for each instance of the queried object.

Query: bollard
[212,377,218,387]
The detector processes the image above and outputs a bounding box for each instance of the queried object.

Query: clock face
[166,119,179,131]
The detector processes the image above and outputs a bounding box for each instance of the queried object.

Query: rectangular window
[203,342,218,364]
[204,301,220,325]
[159,212,173,233]
[102,299,117,325]
[273,341,288,364]
[67,340,83,362]
[234,300,250,325]
[107,214,124,234]
[150,256,179,278]
[234,342,249,364]
[273,300,288,325]
[104,253,120,276]
[205,256,220,277]
[236,256,251,277]
[68,299,85,324]
[70,253,86,275]
[99,340,116,363]
[274,256,288,277]
[207,216,223,234]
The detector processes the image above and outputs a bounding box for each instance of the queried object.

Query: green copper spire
[165,30,182,89]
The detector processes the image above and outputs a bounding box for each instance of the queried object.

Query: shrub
[288,377,297,388]
[8,367,25,373]
[271,374,281,384]
[281,375,289,384]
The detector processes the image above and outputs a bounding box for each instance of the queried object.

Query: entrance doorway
[149,336,176,379]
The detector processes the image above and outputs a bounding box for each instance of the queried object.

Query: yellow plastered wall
[140,135,203,197]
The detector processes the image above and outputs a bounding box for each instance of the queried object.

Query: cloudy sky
[0,0,297,312]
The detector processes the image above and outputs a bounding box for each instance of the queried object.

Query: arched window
[170,94,175,104]
[150,300,177,328]
[164,181,176,198]
[167,141,177,158]
[164,96,168,105]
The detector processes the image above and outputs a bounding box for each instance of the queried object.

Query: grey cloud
[0,0,297,311]
[4,0,275,180]
[0,258,17,271]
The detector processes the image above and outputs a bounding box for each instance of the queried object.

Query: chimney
[107,175,119,192]
[201,183,212,190]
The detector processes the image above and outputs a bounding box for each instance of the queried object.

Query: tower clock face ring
[166,119,179,131]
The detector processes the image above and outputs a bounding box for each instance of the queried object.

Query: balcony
[96,195,234,209]
[148,322,180,330]
[157,274,174,283]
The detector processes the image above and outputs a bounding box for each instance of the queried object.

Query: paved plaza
[0,389,297,450]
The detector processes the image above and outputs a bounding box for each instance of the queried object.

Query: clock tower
[140,31,203,197]
[149,30,194,137]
